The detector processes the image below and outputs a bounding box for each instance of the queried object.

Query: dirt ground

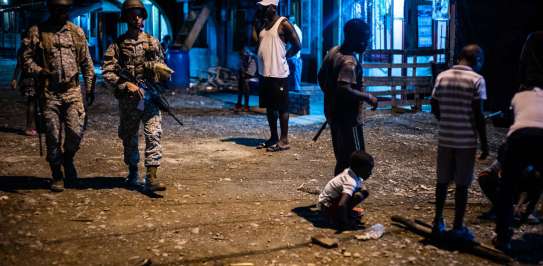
[0,83,542,266]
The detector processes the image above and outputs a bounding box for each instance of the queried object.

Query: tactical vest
[114,33,160,81]
[37,22,86,80]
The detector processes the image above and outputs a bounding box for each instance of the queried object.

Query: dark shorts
[330,123,365,175]
[437,146,476,186]
[259,77,289,111]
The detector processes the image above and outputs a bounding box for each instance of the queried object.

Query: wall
[455,0,543,121]
[152,0,184,36]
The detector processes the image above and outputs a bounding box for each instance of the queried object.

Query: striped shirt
[432,65,487,149]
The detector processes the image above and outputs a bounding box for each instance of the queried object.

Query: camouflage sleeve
[144,36,168,82]
[22,26,43,75]
[76,27,95,93]
[102,43,126,90]
[152,37,165,64]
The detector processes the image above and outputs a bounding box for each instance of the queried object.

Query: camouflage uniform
[13,39,37,97]
[102,32,164,168]
[22,21,94,166]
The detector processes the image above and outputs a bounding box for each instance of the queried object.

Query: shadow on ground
[0,126,25,135]
[510,233,543,264]
[0,176,50,191]
[0,176,162,198]
[221,137,265,148]
[417,232,543,264]
[292,204,366,234]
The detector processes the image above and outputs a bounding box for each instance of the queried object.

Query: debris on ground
[311,234,339,248]
[297,183,321,195]
[355,223,385,240]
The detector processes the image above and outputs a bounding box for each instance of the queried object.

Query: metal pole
[448,1,455,66]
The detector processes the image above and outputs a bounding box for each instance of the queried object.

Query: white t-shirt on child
[318,168,363,207]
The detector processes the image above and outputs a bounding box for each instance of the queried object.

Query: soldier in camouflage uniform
[22,0,95,192]
[12,32,38,136]
[102,0,166,192]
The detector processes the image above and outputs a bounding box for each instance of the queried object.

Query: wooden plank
[363,77,432,87]
[413,56,419,108]
[361,63,434,69]
[391,215,512,263]
[364,76,432,82]
[369,89,432,97]
[183,6,210,50]
[359,49,445,113]
[363,49,446,56]
[388,48,394,107]
[401,50,408,94]
[371,99,430,107]
[391,85,397,107]
[373,99,430,104]
[363,81,432,87]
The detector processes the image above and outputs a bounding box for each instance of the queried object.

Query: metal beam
[183,5,210,50]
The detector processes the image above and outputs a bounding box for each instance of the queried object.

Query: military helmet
[121,0,148,21]
[47,0,73,6]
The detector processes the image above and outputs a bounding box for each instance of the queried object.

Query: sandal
[266,143,290,152]
[256,139,277,149]
[24,128,37,136]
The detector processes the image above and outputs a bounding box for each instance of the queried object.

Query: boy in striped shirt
[430,44,489,241]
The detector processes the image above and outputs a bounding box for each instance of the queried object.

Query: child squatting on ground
[318,150,373,230]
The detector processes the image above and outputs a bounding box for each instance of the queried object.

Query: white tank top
[257,17,290,78]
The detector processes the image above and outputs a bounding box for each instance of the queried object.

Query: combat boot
[63,152,78,183]
[125,164,140,188]
[50,164,64,192]
[144,166,166,192]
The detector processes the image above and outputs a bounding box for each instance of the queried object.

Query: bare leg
[266,109,279,143]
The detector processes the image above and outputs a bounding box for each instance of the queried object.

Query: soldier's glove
[153,63,174,82]
[86,90,95,106]
[126,82,143,100]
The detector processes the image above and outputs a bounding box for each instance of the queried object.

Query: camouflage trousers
[118,97,162,167]
[44,86,86,165]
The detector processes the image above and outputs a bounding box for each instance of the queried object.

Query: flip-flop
[266,143,290,152]
[24,129,37,136]
[256,140,276,149]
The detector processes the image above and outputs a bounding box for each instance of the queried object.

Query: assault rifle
[35,42,49,156]
[312,121,327,142]
[35,94,45,156]
[118,70,184,126]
